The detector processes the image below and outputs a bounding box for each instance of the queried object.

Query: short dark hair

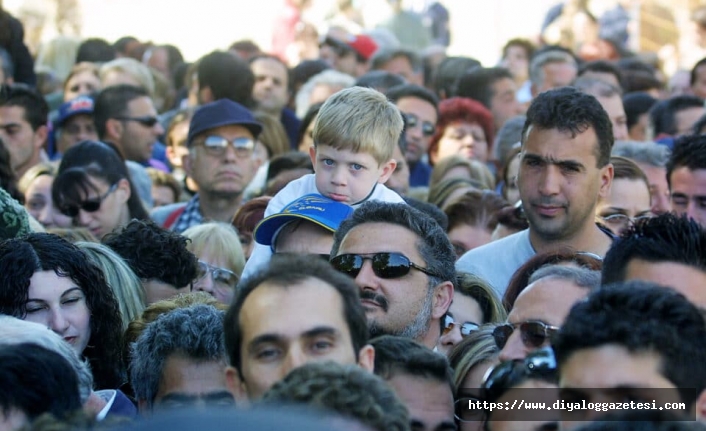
[690,57,706,86]
[622,92,658,130]
[266,151,313,183]
[622,70,663,94]
[355,70,406,93]
[667,134,706,186]
[102,219,198,288]
[0,343,82,421]
[601,213,706,285]
[385,83,439,111]
[130,304,226,409]
[93,84,150,139]
[502,38,535,61]
[371,335,454,392]
[432,56,481,99]
[578,60,623,89]
[403,196,448,231]
[332,201,456,289]
[649,95,704,137]
[0,83,49,130]
[261,361,410,431]
[223,254,369,378]
[522,86,613,167]
[75,38,116,63]
[371,49,423,74]
[456,67,514,108]
[553,280,706,409]
[197,51,255,108]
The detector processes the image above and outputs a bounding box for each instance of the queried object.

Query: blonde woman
[182,222,246,304]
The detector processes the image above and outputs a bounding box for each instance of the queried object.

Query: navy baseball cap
[55,96,94,127]
[187,99,262,145]
[254,194,354,247]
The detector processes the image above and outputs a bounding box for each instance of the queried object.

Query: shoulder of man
[151,202,188,228]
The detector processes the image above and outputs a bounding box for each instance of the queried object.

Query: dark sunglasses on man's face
[492,321,559,350]
[59,183,118,218]
[404,113,436,137]
[113,115,160,128]
[330,252,441,279]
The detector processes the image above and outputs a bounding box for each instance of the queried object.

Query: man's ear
[377,158,397,184]
[105,118,123,141]
[431,281,454,320]
[225,365,250,407]
[598,162,614,200]
[357,344,375,373]
[199,86,214,104]
[33,124,48,149]
[115,178,131,205]
[182,151,194,176]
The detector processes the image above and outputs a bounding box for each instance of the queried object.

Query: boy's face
[309,144,396,204]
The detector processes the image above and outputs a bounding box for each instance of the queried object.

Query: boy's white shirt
[241,173,405,279]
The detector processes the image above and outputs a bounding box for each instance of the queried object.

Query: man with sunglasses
[496,265,600,362]
[331,201,455,349]
[457,87,616,295]
[94,84,166,170]
[222,254,374,402]
[553,281,706,428]
[102,219,198,305]
[386,84,439,187]
[152,98,263,233]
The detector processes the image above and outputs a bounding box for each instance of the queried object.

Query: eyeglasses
[195,261,239,294]
[59,183,118,217]
[482,347,557,403]
[330,252,442,279]
[492,321,559,350]
[404,113,436,137]
[443,315,480,337]
[113,115,160,128]
[194,135,255,157]
[454,396,486,422]
[599,213,654,234]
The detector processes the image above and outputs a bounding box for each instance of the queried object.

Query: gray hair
[573,76,622,98]
[295,70,355,119]
[0,315,93,403]
[612,140,671,168]
[529,50,577,89]
[528,264,601,290]
[332,201,456,290]
[129,304,226,409]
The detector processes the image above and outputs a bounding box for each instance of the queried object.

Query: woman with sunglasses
[448,325,501,431]
[0,232,125,390]
[182,222,246,304]
[438,272,506,355]
[52,140,149,240]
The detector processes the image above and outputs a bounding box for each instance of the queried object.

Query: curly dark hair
[261,361,411,431]
[523,86,613,167]
[102,219,197,288]
[554,280,706,409]
[0,233,125,390]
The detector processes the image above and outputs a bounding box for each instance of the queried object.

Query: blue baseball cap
[55,96,94,128]
[187,99,262,145]
[254,194,355,247]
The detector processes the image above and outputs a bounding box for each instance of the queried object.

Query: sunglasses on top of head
[330,252,442,279]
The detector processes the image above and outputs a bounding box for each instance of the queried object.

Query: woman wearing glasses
[0,233,125,390]
[437,272,506,355]
[594,156,653,237]
[183,222,246,304]
[428,97,495,166]
[52,140,149,239]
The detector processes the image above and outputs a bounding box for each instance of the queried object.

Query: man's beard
[367,287,434,341]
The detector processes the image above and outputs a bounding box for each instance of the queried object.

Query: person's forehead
[395,96,437,119]
[387,373,454,425]
[252,57,287,76]
[523,126,599,159]
[339,222,421,254]
[195,124,254,141]
[510,278,587,326]
[62,114,94,127]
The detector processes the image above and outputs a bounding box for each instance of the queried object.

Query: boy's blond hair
[313,86,403,165]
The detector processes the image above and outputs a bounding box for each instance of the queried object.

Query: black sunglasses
[114,115,160,127]
[482,347,557,403]
[404,113,436,137]
[60,183,118,217]
[330,252,441,279]
[492,321,559,350]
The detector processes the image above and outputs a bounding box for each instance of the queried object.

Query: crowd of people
[1,0,706,430]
